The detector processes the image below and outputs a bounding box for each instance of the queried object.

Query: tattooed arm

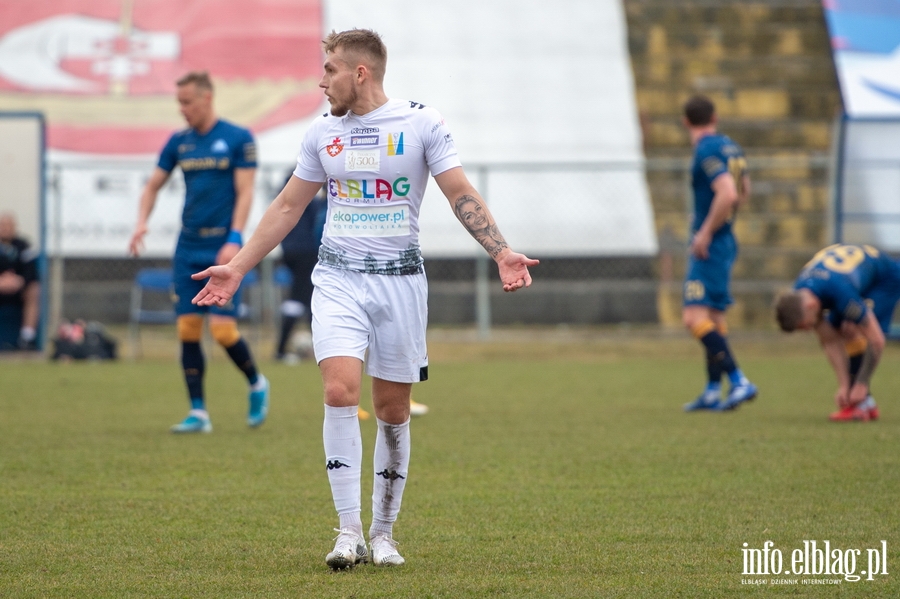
[452,194,508,258]
[434,167,539,292]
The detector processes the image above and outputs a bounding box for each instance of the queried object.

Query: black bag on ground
[52,320,117,361]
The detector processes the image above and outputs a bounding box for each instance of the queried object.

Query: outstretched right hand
[128,224,148,257]
[191,264,243,307]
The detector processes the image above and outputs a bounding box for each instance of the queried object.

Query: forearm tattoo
[453,194,509,258]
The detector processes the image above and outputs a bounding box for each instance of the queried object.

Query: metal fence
[40,153,834,346]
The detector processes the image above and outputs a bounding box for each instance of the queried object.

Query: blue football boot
[684,389,725,412]
[722,380,758,410]
[170,410,212,433]
[248,374,270,428]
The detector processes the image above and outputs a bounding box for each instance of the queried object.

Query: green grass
[1,330,899,598]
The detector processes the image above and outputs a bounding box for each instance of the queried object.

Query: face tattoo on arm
[453,195,509,258]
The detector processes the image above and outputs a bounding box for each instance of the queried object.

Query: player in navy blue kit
[129,71,268,434]
[680,95,757,412]
[775,244,900,421]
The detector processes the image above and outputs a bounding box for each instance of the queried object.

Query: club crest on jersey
[326,137,344,157]
[387,132,404,156]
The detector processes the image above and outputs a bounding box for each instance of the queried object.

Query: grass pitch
[1,328,899,598]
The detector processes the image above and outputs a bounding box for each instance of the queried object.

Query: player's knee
[177,314,203,342]
[688,318,716,339]
[210,319,241,347]
[322,379,359,407]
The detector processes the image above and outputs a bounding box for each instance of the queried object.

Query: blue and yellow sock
[181,341,205,410]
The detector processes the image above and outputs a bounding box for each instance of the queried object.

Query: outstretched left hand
[497,251,539,292]
[191,264,243,307]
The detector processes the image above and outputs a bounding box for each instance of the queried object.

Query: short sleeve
[156,134,179,172]
[234,128,257,169]
[420,107,461,177]
[293,119,328,183]
[699,151,727,181]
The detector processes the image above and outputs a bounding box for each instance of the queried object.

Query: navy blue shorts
[172,235,243,318]
[683,235,737,312]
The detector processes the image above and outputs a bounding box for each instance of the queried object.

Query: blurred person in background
[129,71,269,434]
[680,95,758,412]
[0,212,40,351]
[775,243,900,422]
[191,29,537,569]
[274,180,326,363]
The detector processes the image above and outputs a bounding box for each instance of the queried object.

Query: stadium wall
[624,0,842,327]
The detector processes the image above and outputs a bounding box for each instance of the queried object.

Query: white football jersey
[293,98,461,273]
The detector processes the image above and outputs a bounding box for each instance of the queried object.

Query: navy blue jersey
[794,244,900,329]
[690,134,746,240]
[157,119,257,233]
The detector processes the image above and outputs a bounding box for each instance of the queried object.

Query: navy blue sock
[181,341,205,410]
[849,352,864,384]
[224,338,259,385]
[699,330,737,377]
[705,347,723,389]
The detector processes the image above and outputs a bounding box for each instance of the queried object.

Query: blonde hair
[176,71,214,93]
[323,29,387,81]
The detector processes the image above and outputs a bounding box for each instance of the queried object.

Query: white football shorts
[310,263,429,383]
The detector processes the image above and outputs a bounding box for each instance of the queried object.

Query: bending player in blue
[129,71,269,433]
[775,244,900,422]
[680,96,757,411]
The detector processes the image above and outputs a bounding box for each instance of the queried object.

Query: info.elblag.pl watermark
[741,540,888,585]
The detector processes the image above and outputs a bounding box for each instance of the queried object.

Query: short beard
[329,87,358,117]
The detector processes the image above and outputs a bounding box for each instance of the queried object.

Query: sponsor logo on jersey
[387,132,404,156]
[179,157,230,171]
[326,137,344,157]
[329,205,410,238]
[328,176,410,201]
[210,139,228,153]
[344,149,380,173]
[351,127,379,134]
[350,135,379,147]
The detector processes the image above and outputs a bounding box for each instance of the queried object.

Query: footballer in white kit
[294,98,461,382]
[191,28,537,570]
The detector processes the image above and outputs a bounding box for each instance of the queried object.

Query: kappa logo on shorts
[326,137,344,157]
[326,460,350,470]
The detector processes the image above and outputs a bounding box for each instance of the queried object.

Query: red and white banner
[0,0,323,155]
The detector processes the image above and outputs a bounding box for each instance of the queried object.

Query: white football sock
[323,405,363,525]
[370,417,410,539]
